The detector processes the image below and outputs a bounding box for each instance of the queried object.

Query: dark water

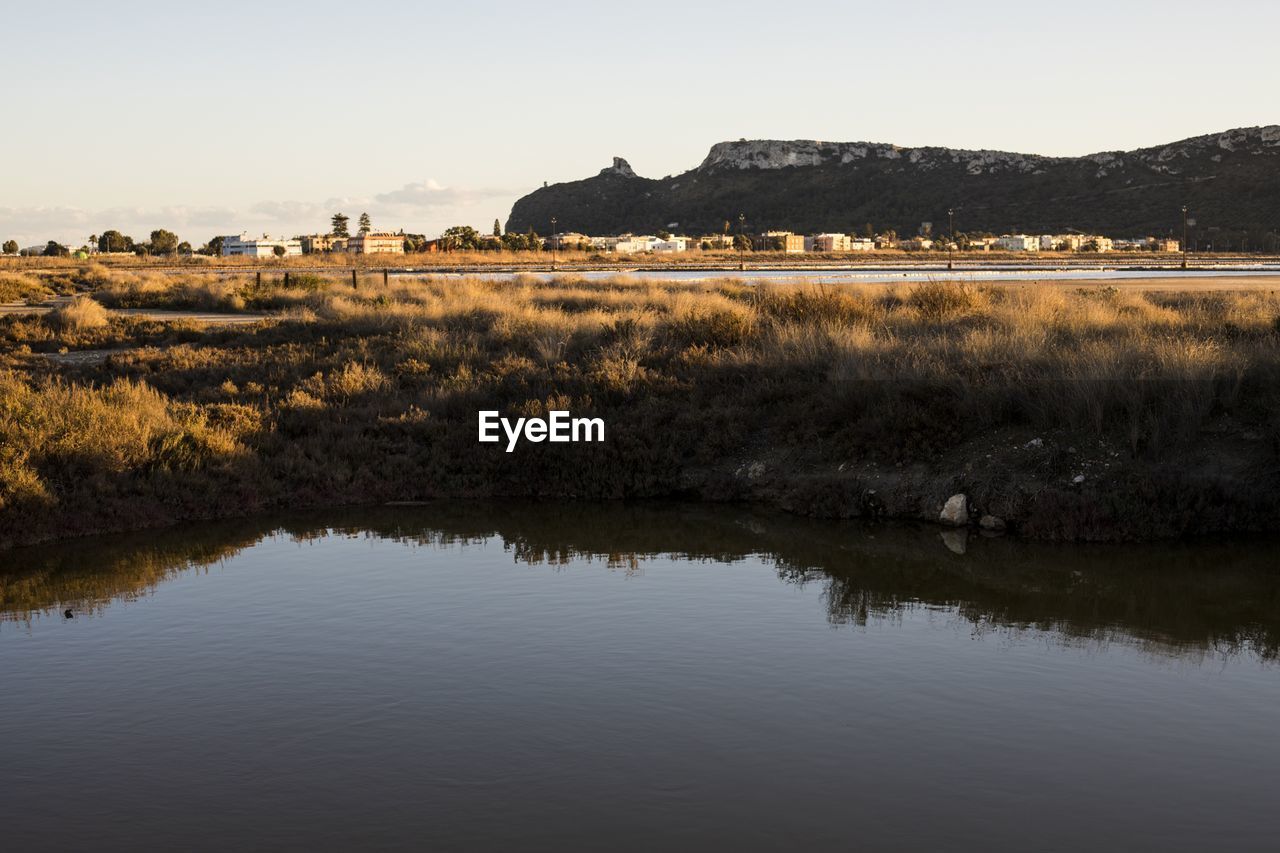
[2,503,1279,852]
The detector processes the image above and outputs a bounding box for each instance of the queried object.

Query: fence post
[383,269,388,286]
[256,271,261,287]
[352,269,358,290]
[283,271,290,287]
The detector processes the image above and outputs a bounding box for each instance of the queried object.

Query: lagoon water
[418,264,1280,285]
[3,503,1279,851]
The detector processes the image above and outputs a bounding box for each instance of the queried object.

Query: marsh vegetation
[2,265,1278,545]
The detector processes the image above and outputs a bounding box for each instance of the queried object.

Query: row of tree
[329,212,372,238]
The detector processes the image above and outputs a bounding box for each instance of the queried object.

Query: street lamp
[947,208,955,272]
[550,216,557,271]
[737,213,746,271]
[1181,205,1189,270]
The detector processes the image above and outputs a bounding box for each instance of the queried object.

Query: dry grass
[48,296,109,330]
[0,271,49,303]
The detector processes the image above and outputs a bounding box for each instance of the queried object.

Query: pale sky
[3,0,1277,247]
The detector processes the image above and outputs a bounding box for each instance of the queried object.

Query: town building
[347,232,405,254]
[900,237,935,251]
[653,237,689,253]
[995,234,1040,252]
[613,235,661,254]
[300,234,348,254]
[753,231,805,253]
[811,233,853,252]
[1149,238,1181,252]
[549,232,592,250]
[849,238,876,252]
[699,234,736,251]
[221,234,302,257]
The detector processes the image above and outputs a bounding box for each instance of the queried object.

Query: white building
[995,234,1040,252]
[614,235,661,254]
[811,233,853,252]
[849,238,875,252]
[653,237,688,253]
[221,234,302,257]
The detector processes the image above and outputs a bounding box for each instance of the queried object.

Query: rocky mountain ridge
[506,126,1280,239]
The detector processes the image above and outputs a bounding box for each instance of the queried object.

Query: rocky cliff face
[506,127,1280,238]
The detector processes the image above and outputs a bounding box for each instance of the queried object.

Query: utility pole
[1181,205,1189,270]
[550,216,557,272]
[738,213,746,271]
[947,208,955,272]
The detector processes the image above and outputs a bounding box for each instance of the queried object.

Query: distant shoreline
[5,250,1280,276]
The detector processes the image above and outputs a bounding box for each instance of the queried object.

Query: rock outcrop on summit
[505,127,1280,239]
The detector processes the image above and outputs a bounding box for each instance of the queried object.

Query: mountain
[505,127,1280,240]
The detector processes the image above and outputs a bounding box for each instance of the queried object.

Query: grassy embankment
[1,264,1278,547]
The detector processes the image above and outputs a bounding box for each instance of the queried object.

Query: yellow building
[300,234,348,254]
[347,233,405,254]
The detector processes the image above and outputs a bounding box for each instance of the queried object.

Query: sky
[2,0,1277,247]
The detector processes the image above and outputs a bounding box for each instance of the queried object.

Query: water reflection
[3,502,1277,661]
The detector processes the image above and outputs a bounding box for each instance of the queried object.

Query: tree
[493,219,502,237]
[273,244,287,257]
[440,225,480,251]
[150,229,180,255]
[177,241,192,255]
[44,240,70,257]
[358,212,372,235]
[2,240,17,254]
[732,233,752,251]
[201,236,225,256]
[331,213,350,238]
[98,230,133,253]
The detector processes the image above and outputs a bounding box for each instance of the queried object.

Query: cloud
[374,180,507,209]
[0,180,520,246]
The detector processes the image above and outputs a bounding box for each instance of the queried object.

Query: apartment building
[299,234,348,254]
[811,233,852,252]
[221,234,302,257]
[753,231,805,253]
[995,234,1040,252]
[347,232,405,254]
[614,235,660,253]
[653,237,688,253]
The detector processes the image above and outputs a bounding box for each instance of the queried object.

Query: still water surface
[421,264,1280,284]
[3,503,1278,851]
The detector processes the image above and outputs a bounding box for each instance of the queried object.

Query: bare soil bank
[1,269,1278,548]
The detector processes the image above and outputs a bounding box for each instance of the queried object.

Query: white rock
[940,494,970,526]
[1072,474,1086,485]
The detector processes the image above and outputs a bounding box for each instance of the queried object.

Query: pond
[3,503,1278,851]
